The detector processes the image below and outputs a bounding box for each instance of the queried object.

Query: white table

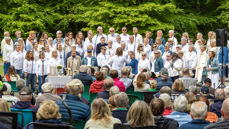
[47,76,72,88]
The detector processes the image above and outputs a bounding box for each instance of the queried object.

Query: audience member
[189,85,198,95]
[36,83,62,106]
[210,88,225,118]
[120,67,132,89]
[108,86,120,111]
[16,79,26,91]
[156,68,173,90]
[109,70,126,92]
[159,93,172,116]
[112,92,129,123]
[224,86,229,98]
[84,98,121,129]
[126,100,154,127]
[0,99,11,129]
[150,98,178,129]
[179,68,197,89]
[204,78,215,95]
[154,86,172,98]
[185,92,197,112]
[97,78,114,100]
[89,71,104,94]
[56,79,90,121]
[4,66,20,81]
[73,65,93,86]
[166,95,192,126]
[1,82,20,104]
[198,86,215,99]
[133,73,150,92]
[179,101,209,129]
[171,79,186,101]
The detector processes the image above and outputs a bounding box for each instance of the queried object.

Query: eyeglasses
[167,56,170,57]
[142,55,146,56]
[110,30,114,32]
[122,29,127,31]
[153,46,157,48]
[154,53,159,54]
[40,40,45,41]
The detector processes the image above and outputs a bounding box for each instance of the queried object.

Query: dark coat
[205,119,229,129]
[73,72,93,86]
[154,116,179,129]
[179,119,209,129]
[210,99,224,117]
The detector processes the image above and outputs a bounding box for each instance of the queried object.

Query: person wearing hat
[204,78,215,95]
[56,79,90,121]
[156,68,173,90]
[67,50,81,76]
[11,87,38,113]
[81,49,98,67]
[207,49,219,89]
[35,83,61,106]
[198,86,214,100]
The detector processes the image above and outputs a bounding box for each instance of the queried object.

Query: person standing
[67,51,81,76]
[97,46,110,68]
[10,44,23,77]
[170,52,183,82]
[120,27,129,44]
[184,45,197,74]
[107,27,118,43]
[3,37,14,75]
[133,27,143,50]
[207,49,219,89]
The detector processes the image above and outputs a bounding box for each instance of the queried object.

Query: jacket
[218,47,228,65]
[205,119,229,129]
[156,79,173,90]
[35,93,62,106]
[56,94,90,121]
[112,108,128,123]
[154,58,164,72]
[166,111,192,127]
[73,72,93,86]
[89,80,104,94]
[81,56,98,67]
[11,101,38,113]
[154,116,179,129]
[126,58,138,74]
[97,90,110,100]
[85,117,121,129]
[179,119,209,129]
[207,57,219,74]
[113,78,126,92]
[24,119,63,129]
[210,99,224,117]
[67,56,81,76]
[205,112,218,123]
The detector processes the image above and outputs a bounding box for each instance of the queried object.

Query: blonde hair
[0,99,10,112]
[116,47,123,56]
[127,100,154,127]
[172,79,185,92]
[150,80,157,89]
[136,73,146,88]
[37,100,61,120]
[91,98,112,124]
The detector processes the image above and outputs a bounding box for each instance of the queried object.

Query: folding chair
[26,122,74,129]
[127,94,140,106]
[82,85,90,100]
[143,91,157,104]
[11,108,33,127]
[114,123,159,129]
[0,112,18,129]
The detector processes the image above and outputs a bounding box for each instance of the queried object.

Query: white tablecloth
[47,76,72,88]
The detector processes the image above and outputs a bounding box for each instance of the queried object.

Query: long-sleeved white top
[97,53,110,67]
[1,38,13,54]
[106,46,115,57]
[92,34,107,45]
[184,51,197,69]
[23,59,36,74]
[10,51,23,70]
[133,34,143,49]
[127,42,135,52]
[57,50,65,66]
[3,44,13,62]
[84,39,94,51]
[108,55,131,73]
[48,58,61,74]
[170,59,183,77]
[35,59,48,76]
[120,33,129,44]
[164,60,173,77]
[107,33,118,43]
[138,58,151,72]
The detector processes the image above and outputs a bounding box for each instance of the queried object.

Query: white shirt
[84,39,94,51]
[48,58,61,74]
[106,46,115,57]
[23,59,36,74]
[181,44,189,54]
[162,51,170,64]
[169,36,178,46]
[97,53,110,67]
[57,50,65,66]
[3,44,13,62]
[133,34,143,48]
[92,34,107,45]
[127,42,135,52]
[1,38,13,53]
[164,60,172,76]
[87,57,92,66]
[184,51,197,69]
[76,45,84,57]
[107,33,118,43]
[170,59,183,77]
[108,55,131,73]
[120,33,129,44]
[35,59,48,75]
[138,59,151,72]
[10,51,23,70]
[113,41,121,50]
[143,44,151,57]
[45,52,52,62]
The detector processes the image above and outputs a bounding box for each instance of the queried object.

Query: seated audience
[108,86,120,110]
[1,82,19,104]
[166,95,192,127]
[11,87,38,113]
[0,99,10,129]
[185,92,197,112]
[224,86,229,98]
[198,96,218,122]
[4,66,20,81]
[150,98,179,129]
[210,88,225,118]
[189,85,198,95]
[16,79,26,91]
[156,68,173,90]
[112,92,129,123]
[97,78,114,100]
[109,70,126,92]
[25,100,63,129]
[179,101,210,129]
[56,79,90,121]
[36,83,62,106]
[126,100,154,127]
[159,93,172,116]
[89,71,104,94]
[179,68,197,89]
[171,79,186,101]
[154,86,172,98]
[81,49,98,67]
[84,98,121,129]
[198,86,215,99]
[73,65,93,86]
[133,73,150,92]
[149,80,157,91]
[204,78,215,95]
[205,98,229,129]
[120,67,132,89]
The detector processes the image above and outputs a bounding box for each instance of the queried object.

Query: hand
[207,68,212,71]
[25,73,28,78]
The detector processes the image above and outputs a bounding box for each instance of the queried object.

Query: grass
[0,57,4,76]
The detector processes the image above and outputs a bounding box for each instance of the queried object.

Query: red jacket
[113,78,126,92]
[89,80,104,94]
[163,106,173,116]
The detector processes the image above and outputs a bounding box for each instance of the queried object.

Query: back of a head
[136,73,146,88]
[121,67,130,77]
[191,101,208,119]
[172,79,185,92]
[173,95,188,112]
[41,83,53,93]
[159,86,172,96]
[91,98,111,121]
[109,70,118,79]
[127,100,154,127]
[150,98,165,116]
[79,65,88,73]
[215,88,225,100]
[2,82,11,95]
[221,98,229,118]
[68,79,84,96]
[37,100,61,120]
[0,98,10,112]
[19,87,32,101]
[159,93,171,108]
[114,92,129,108]
[16,79,26,91]
[95,71,104,81]
[224,86,229,98]
[185,92,196,104]
[160,68,168,80]
[103,78,114,90]
[189,85,197,95]
[109,86,120,96]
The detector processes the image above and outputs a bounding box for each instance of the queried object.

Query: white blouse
[108,55,131,73]
[10,51,23,70]
[3,44,13,62]
[48,58,61,75]
[97,53,110,67]
[35,59,49,76]
[23,59,36,74]
[138,59,151,72]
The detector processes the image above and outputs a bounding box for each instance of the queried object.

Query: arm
[97,55,101,67]
[10,52,14,66]
[159,58,164,70]
[134,60,138,74]
[223,47,228,65]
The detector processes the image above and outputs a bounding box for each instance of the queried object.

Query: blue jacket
[81,56,98,67]
[207,57,219,74]
[210,99,224,117]
[24,119,63,129]
[11,101,38,113]
[97,90,110,100]
[112,108,128,123]
[154,58,163,72]
[73,72,93,86]
[158,45,165,55]
[179,119,210,129]
[56,94,90,121]
[218,47,228,65]
[166,111,192,127]
[96,43,107,55]
[126,58,138,74]
[161,37,166,45]
[156,79,173,91]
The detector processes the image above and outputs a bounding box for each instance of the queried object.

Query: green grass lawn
[0,57,3,76]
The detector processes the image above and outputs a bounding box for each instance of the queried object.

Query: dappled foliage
[0,0,228,40]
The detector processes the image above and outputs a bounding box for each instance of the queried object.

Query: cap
[19,87,32,95]
[201,86,209,94]
[204,78,212,83]
[160,68,168,76]
[41,83,53,92]
[87,49,92,53]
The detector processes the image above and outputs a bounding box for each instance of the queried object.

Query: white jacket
[184,51,197,70]
[3,44,13,62]
[170,59,183,77]
[10,51,23,70]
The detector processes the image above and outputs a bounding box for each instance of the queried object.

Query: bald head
[221,98,229,119]
[215,88,225,100]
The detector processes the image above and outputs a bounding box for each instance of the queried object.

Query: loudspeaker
[216,29,227,46]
